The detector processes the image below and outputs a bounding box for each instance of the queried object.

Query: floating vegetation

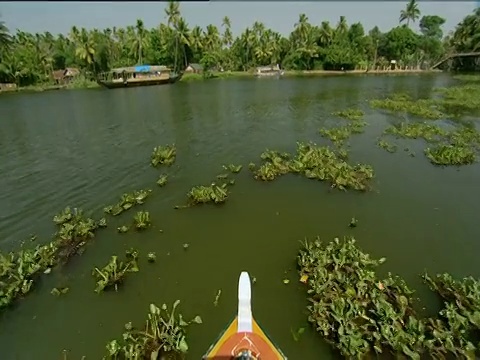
[425,144,476,166]
[384,122,447,142]
[147,252,156,263]
[54,207,102,262]
[104,301,202,359]
[104,189,152,216]
[93,249,139,293]
[377,139,397,153]
[254,142,374,191]
[214,290,221,307]
[156,174,168,187]
[298,236,480,358]
[0,207,106,310]
[436,84,480,113]
[319,121,367,146]
[381,120,480,165]
[349,217,358,227]
[332,108,365,121]
[223,164,243,173]
[254,150,291,181]
[248,162,256,171]
[0,242,57,309]
[51,287,69,296]
[133,211,151,230]
[117,225,129,233]
[151,144,176,167]
[370,93,444,120]
[186,182,229,205]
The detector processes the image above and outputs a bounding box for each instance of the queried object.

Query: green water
[1,74,479,359]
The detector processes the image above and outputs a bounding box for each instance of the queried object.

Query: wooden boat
[97,65,182,89]
[254,65,285,78]
[203,272,287,360]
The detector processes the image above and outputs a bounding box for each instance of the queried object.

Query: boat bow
[203,271,287,359]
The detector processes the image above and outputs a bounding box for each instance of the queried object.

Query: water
[0,74,479,359]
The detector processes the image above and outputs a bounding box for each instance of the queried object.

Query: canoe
[203,272,287,360]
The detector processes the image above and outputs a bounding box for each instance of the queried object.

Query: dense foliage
[0,1,479,87]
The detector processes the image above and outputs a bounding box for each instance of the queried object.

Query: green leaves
[103,301,201,359]
[151,144,176,167]
[104,189,152,216]
[133,211,151,230]
[299,236,480,358]
[253,142,374,191]
[92,249,139,293]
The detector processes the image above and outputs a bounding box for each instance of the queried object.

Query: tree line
[0,0,479,87]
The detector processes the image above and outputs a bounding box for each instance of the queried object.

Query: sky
[0,1,478,37]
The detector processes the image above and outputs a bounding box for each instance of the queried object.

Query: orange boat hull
[203,317,286,359]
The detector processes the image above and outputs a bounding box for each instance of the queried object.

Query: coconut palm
[399,0,421,27]
[130,19,148,64]
[0,20,12,55]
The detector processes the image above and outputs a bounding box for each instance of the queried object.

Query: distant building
[52,68,80,84]
[185,63,204,74]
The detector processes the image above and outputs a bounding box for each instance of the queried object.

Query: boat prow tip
[237,271,253,333]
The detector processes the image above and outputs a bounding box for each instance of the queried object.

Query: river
[0,74,479,359]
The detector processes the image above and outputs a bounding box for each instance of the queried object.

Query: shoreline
[0,69,448,94]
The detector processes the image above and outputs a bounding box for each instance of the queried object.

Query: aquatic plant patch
[93,249,139,293]
[425,144,476,166]
[156,174,168,187]
[298,236,480,358]
[332,108,365,121]
[0,207,105,310]
[54,207,105,262]
[103,189,152,216]
[253,142,374,191]
[319,121,367,146]
[384,122,448,142]
[104,300,202,359]
[436,84,480,114]
[223,164,243,173]
[187,182,229,205]
[370,93,444,120]
[377,139,398,153]
[382,121,480,165]
[133,211,151,230]
[151,144,176,167]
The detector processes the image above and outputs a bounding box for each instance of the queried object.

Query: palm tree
[222,16,233,47]
[131,19,148,64]
[0,20,13,55]
[75,28,95,70]
[399,0,421,27]
[176,17,190,67]
[165,0,181,71]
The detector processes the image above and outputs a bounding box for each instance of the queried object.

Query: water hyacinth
[253,142,374,191]
[1,207,105,310]
[93,249,139,293]
[298,236,480,358]
[151,144,176,167]
[103,189,152,216]
[104,300,202,359]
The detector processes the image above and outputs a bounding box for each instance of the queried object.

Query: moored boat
[203,272,287,360]
[97,65,182,89]
[254,65,285,78]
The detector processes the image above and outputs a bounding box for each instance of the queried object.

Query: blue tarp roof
[134,65,151,72]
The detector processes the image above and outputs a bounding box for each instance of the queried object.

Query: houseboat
[203,272,287,360]
[97,65,182,89]
[254,64,285,77]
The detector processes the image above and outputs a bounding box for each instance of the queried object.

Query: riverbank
[0,69,446,94]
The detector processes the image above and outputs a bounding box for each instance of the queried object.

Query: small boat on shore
[97,65,182,89]
[203,272,287,360]
[254,65,285,78]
